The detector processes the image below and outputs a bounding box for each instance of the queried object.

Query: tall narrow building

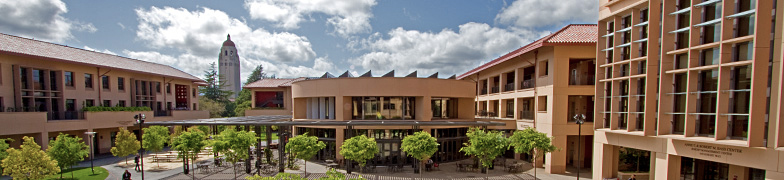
[219,34,241,98]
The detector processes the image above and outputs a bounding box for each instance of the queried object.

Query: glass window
[156,82,161,93]
[64,71,73,87]
[675,53,689,69]
[85,99,94,107]
[352,96,415,120]
[118,77,124,90]
[65,99,75,111]
[118,100,126,107]
[700,48,720,66]
[33,69,44,90]
[734,41,754,62]
[84,74,93,88]
[432,97,458,119]
[103,100,111,107]
[101,75,110,89]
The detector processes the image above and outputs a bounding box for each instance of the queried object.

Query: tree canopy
[286,133,326,174]
[210,128,257,179]
[200,62,233,102]
[460,128,508,170]
[143,126,170,167]
[171,127,208,172]
[47,133,90,178]
[1,136,60,179]
[507,128,557,178]
[339,135,378,171]
[110,128,141,164]
[401,131,439,177]
[0,138,11,174]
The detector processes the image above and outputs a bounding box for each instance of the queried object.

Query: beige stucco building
[0,33,209,154]
[458,24,598,174]
[594,0,784,179]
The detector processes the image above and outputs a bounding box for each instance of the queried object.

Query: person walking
[134,154,141,172]
[122,170,132,180]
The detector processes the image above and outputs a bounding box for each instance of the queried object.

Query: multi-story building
[0,33,209,154]
[458,24,598,174]
[594,0,783,179]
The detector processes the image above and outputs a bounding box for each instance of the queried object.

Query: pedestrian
[134,154,140,172]
[628,174,636,180]
[122,170,132,180]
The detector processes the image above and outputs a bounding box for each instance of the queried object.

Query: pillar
[593,143,618,179]
[545,135,566,174]
[728,165,749,180]
[654,153,679,180]
[766,170,784,180]
[39,131,49,149]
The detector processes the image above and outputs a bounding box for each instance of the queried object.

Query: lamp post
[573,114,585,180]
[134,113,146,180]
[84,131,96,175]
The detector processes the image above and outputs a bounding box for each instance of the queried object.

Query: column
[39,132,49,149]
[765,170,784,180]
[545,135,566,174]
[654,153,680,180]
[593,143,618,179]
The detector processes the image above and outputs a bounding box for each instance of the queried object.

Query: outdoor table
[327,163,339,169]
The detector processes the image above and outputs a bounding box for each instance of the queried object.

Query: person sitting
[425,159,434,171]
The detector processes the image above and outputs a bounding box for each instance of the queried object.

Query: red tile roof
[243,78,305,88]
[457,24,597,80]
[0,33,204,82]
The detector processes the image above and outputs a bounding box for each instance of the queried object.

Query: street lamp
[84,131,96,175]
[134,113,146,180]
[573,114,585,180]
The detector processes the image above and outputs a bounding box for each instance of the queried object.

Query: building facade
[243,78,304,116]
[458,24,598,174]
[219,34,241,98]
[0,33,209,154]
[594,0,783,179]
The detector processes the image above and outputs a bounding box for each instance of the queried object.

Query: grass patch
[259,132,279,140]
[44,166,109,180]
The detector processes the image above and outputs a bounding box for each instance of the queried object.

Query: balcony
[476,110,497,118]
[569,75,596,85]
[519,111,534,120]
[504,83,515,92]
[481,89,488,95]
[520,79,535,89]
[491,86,500,94]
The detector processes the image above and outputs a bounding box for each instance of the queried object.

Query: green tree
[47,133,89,179]
[210,128,257,179]
[401,131,439,178]
[339,135,378,173]
[460,128,508,173]
[0,138,11,175]
[234,65,276,116]
[200,62,233,102]
[143,126,170,167]
[245,172,306,180]
[508,128,558,178]
[110,128,141,165]
[199,98,226,118]
[171,127,207,180]
[286,133,326,174]
[1,136,60,179]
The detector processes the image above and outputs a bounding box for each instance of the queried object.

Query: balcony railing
[636,113,645,131]
[154,110,172,117]
[491,86,500,93]
[569,75,596,85]
[476,110,497,118]
[520,79,535,89]
[481,89,488,95]
[519,111,534,120]
[504,83,515,92]
[47,111,84,120]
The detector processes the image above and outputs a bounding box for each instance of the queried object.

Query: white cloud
[117,22,126,30]
[0,0,97,42]
[496,0,598,29]
[135,6,316,62]
[350,22,546,76]
[244,0,377,36]
[84,46,117,55]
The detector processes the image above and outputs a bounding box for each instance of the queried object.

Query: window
[729,65,751,140]
[103,100,111,107]
[733,41,754,62]
[675,53,689,69]
[192,88,196,97]
[118,100,126,107]
[538,96,547,112]
[101,75,110,89]
[193,103,197,110]
[65,71,74,87]
[117,77,125,90]
[696,70,718,137]
[166,83,171,93]
[84,74,93,88]
[65,99,75,111]
[32,69,44,90]
[432,97,459,119]
[540,61,549,77]
[734,0,756,37]
[156,82,161,93]
[255,91,285,108]
[672,73,688,134]
[352,96,415,120]
[85,99,95,107]
[700,48,720,66]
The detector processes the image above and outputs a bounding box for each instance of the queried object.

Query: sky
[0,0,598,83]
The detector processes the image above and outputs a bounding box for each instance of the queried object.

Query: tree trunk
[420,160,424,179]
[233,163,237,180]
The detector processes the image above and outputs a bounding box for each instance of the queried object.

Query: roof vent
[360,70,373,77]
[428,72,439,78]
[320,72,335,79]
[405,71,417,78]
[382,70,395,77]
[447,74,457,79]
[338,70,354,78]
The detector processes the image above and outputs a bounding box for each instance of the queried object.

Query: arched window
[225,50,227,56]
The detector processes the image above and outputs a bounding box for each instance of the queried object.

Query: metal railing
[476,110,497,118]
[569,75,596,85]
[480,89,488,95]
[47,111,84,120]
[504,83,515,92]
[636,114,645,131]
[154,110,172,117]
[519,111,534,120]
[491,87,500,94]
[520,79,535,89]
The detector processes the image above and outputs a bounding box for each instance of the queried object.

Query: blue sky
[0,0,598,83]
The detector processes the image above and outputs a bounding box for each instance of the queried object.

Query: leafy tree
[245,172,306,180]
[508,128,558,178]
[234,65,275,116]
[170,126,184,143]
[401,131,439,178]
[1,136,60,179]
[0,138,11,175]
[111,128,141,165]
[47,133,89,179]
[200,62,233,102]
[210,128,257,179]
[459,128,508,173]
[171,127,207,180]
[143,126,170,167]
[286,133,326,174]
[339,135,378,173]
[199,98,226,118]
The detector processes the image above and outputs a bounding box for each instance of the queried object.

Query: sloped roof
[0,33,204,82]
[457,24,597,80]
[243,78,306,88]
